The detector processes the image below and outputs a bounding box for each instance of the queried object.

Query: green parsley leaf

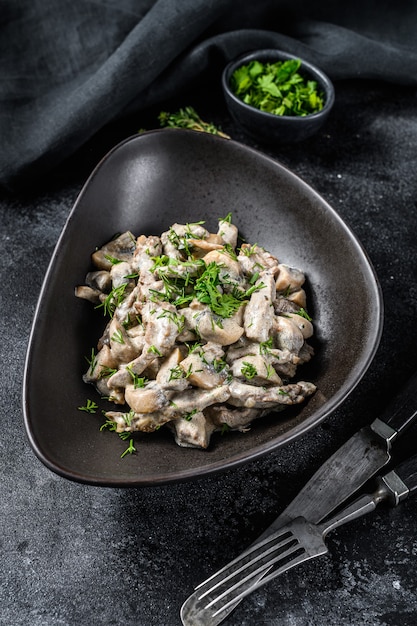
[230,59,325,117]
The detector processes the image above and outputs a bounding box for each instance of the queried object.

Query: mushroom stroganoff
[75,215,316,449]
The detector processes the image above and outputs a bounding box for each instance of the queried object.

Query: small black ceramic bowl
[222,49,335,143]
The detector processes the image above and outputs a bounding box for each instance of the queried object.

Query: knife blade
[258,369,417,536]
[180,370,417,626]
[206,452,417,618]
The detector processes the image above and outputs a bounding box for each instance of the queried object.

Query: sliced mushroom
[156,347,189,391]
[161,222,209,260]
[217,220,238,249]
[244,272,276,343]
[275,264,305,293]
[202,249,242,285]
[273,296,302,315]
[237,244,279,276]
[196,309,244,346]
[107,317,145,364]
[132,234,162,275]
[124,381,171,414]
[231,354,282,385]
[92,232,136,270]
[187,235,224,258]
[286,313,314,339]
[168,412,216,449]
[179,346,229,389]
[206,404,267,431]
[83,344,117,384]
[74,285,103,304]
[107,350,158,389]
[85,270,112,292]
[228,379,316,409]
[107,385,231,434]
[287,289,307,308]
[272,315,305,354]
[109,261,135,289]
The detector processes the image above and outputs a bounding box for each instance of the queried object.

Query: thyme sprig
[158,107,230,138]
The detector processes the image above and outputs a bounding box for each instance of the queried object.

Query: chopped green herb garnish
[241,361,258,380]
[85,347,98,374]
[212,357,228,373]
[104,254,123,265]
[148,256,263,319]
[96,282,128,318]
[265,363,275,379]
[78,399,98,414]
[148,345,162,357]
[120,438,136,458]
[241,243,258,257]
[194,262,242,318]
[183,408,198,421]
[221,423,231,435]
[168,365,184,381]
[100,416,137,458]
[100,418,117,432]
[297,308,312,321]
[111,329,125,344]
[259,338,274,356]
[156,309,185,332]
[122,410,136,426]
[219,212,232,224]
[98,366,118,379]
[186,342,204,355]
[230,59,324,117]
[126,365,149,388]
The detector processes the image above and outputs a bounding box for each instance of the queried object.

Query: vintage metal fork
[180,455,417,625]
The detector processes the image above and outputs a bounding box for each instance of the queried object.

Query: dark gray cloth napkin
[2,0,417,190]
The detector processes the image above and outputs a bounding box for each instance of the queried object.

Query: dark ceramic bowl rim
[22,130,382,487]
[222,49,335,122]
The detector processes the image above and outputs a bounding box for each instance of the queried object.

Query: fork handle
[322,453,417,537]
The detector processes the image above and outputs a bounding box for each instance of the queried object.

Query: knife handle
[376,370,417,440]
[390,455,417,498]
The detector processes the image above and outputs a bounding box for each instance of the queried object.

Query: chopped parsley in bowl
[222,49,334,143]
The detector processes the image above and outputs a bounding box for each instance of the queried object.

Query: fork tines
[195,527,306,617]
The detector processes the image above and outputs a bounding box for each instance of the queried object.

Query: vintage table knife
[191,454,417,621]
[180,370,417,625]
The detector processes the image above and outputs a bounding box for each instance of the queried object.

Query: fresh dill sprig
[183,408,198,421]
[111,329,125,344]
[96,283,128,318]
[85,347,98,374]
[241,361,258,380]
[78,399,98,414]
[120,438,136,458]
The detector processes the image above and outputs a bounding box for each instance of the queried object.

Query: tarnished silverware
[180,371,417,625]
[181,455,417,625]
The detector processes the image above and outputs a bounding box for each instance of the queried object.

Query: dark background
[1,1,417,624]
[2,77,417,625]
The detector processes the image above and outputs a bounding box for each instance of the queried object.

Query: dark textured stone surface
[1,79,417,625]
